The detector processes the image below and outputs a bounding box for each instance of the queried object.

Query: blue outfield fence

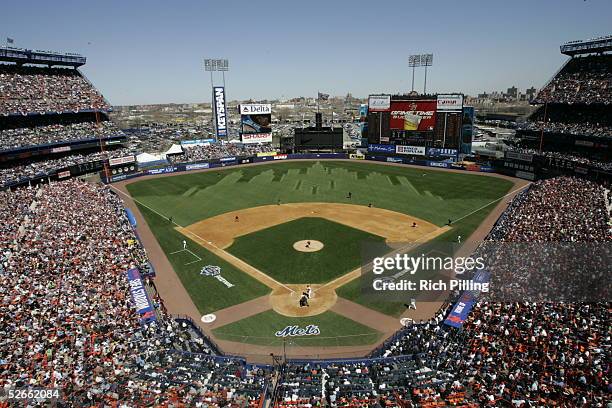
[107,151,501,185]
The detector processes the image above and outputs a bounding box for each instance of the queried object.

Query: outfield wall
[104,152,499,184]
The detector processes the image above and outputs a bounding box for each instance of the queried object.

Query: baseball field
[122,160,517,352]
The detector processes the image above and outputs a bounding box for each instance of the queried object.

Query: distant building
[506,86,518,99]
[525,87,537,101]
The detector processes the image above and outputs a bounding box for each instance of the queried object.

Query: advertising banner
[396,145,426,156]
[444,269,488,328]
[181,139,216,146]
[241,133,272,144]
[109,155,136,167]
[57,170,71,179]
[147,166,177,175]
[505,151,533,163]
[126,268,157,323]
[257,151,277,157]
[51,146,71,153]
[349,153,365,160]
[437,94,464,112]
[368,144,396,154]
[213,86,228,138]
[185,162,210,171]
[443,292,476,328]
[368,95,391,112]
[240,104,272,115]
[240,103,272,142]
[427,161,450,168]
[390,100,436,131]
[515,170,535,180]
[427,148,458,157]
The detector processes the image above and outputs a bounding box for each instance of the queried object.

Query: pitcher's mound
[270,284,337,317]
[293,240,324,252]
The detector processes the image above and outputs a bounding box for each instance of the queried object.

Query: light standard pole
[204,58,229,140]
[421,53,433,95]
[408,54,421,93]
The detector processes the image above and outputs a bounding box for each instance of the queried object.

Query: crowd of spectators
[0,179,268,405]
[169,143,276,163]
[0,120,122,151]
[122,122,216,152]
[0,147,134,187]
[0,64,110,115]
[533,55,612,105]
[517,121,612,137]
[517,120,612,138]
[482,177,610,302]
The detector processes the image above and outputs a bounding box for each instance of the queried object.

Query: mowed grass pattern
[227,217,389,283]
[126,161,513,228]
[212,310,381,347]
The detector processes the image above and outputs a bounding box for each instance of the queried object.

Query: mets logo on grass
[275,325,320,338]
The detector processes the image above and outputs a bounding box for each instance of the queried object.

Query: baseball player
[183,240,187,250]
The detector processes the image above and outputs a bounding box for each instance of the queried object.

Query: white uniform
[306,286,312,298]
[183,240,187,249]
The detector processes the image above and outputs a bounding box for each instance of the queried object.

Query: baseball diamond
[118,160,522,358]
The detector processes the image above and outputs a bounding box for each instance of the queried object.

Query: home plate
[201,314,217,323]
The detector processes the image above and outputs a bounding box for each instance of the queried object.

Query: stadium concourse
[0,46,610,407]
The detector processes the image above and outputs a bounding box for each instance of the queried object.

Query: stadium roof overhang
[0,47,86,67]
[560,35,612,56]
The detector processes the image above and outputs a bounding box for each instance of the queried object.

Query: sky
[3,0,611,105]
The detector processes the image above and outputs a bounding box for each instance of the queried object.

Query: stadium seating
[168,143,275,163]
[0,120,123,152]
[534,55,612,105]
[514,53,611,170]
[0,64,110,115]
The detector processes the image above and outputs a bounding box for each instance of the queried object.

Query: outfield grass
[212,310,382,347]
[227,217,389,283]
[135,205,270,314]
[126,161,514,227]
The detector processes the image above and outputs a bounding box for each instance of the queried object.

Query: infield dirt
[181,202,444,248]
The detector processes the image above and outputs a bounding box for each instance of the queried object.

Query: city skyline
[3,0,611,105]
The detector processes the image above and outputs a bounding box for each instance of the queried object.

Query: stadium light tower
[204,58,230,139]
[421,53,433,94]
[408,54,421,92]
